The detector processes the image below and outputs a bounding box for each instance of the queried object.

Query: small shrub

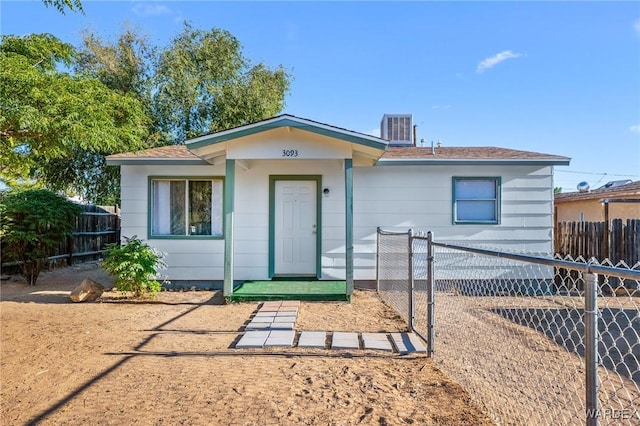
[101,236,166,298]
[0,189,82,285]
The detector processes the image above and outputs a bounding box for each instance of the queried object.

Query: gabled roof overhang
[185,114,388,167]
[186,115,388,150]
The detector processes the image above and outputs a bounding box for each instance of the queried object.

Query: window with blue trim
[151,178,223,237]
[453,177,500,224]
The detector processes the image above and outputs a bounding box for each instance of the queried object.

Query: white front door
[274,180,317,275]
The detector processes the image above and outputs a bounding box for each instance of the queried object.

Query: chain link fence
[376,228,412,327]
[377,228,640,426]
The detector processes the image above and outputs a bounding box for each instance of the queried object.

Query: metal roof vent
[577,181,590,192]
[381,114,413,146]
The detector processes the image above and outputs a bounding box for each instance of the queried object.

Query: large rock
[70,278,105,303]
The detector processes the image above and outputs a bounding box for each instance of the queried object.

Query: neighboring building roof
[555,180,640,203]
[595,179,633,190]
[379,146,570,166]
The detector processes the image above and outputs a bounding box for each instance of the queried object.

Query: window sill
[148,235,225,240]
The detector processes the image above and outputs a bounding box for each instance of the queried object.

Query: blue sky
[2,1,639,192]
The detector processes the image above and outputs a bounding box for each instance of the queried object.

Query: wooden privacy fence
[1,205,120,274]
[555,219,640,266]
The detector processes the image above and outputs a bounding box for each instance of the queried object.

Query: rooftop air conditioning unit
[381,114,413,146]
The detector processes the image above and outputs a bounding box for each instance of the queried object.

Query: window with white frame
[453,177,500,224]
[150,178,223,237]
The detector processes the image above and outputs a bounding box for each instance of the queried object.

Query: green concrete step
[228,280,349,302]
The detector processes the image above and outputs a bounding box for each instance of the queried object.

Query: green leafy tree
[76,25,167,146]
[41,148,122,205]
[154,22,291,141]
[101,236,166,298]
[1,24,291,202]
[42,0,83,14]
[0,33,150,202]
[0,189,82,285]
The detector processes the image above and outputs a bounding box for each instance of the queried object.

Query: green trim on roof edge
[187,117,388,151]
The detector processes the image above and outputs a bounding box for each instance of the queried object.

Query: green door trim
[268,175,322,279]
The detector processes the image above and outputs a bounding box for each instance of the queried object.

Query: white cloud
[367,128,380,137]
[476,50,522,73]
[630,125,640,133]
[132,3,172,17]
[634,18,640,34]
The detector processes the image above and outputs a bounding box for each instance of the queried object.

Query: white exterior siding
[233,159,345,280]
[120,164,225,281]
[120,161,555,283]
[120,159,348,282]
[352,164,555,280]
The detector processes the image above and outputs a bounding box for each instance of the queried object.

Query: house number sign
[282,149,299,158]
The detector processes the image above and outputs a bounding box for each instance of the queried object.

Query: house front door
[273,180,317,276]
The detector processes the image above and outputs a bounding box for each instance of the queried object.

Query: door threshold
[271,275,319,281]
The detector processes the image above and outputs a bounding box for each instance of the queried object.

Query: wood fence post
[603,200,610,261]
[67,235,74,266]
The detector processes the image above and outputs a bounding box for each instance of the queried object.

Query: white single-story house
[106,114,570,297]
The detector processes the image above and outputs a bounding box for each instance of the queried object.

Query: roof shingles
[107,145,199,160]
[381,146,569,161]
[108,144,569,162]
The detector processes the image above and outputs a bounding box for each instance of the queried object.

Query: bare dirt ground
[1,263,492,426]
[428,293,640,426]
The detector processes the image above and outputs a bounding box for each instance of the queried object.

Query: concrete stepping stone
[272,316,297,323]
[362,333,393,351]
[262,301,282,308]
[245,321,271,330]
[277,307,299,315]
[390,333,427,354]
[331,332,360,350]
[236,331,270,348]
[254,311,277,318]
[259,306,281,312]
[264,330,295,347]
[280,301,300,308]
[297,331,327,348]
[269,322,294,330]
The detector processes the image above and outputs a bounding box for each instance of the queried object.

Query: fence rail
[377,228,640,426]
[1,205,120,274]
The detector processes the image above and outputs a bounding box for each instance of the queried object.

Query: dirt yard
[0,263,492,425]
